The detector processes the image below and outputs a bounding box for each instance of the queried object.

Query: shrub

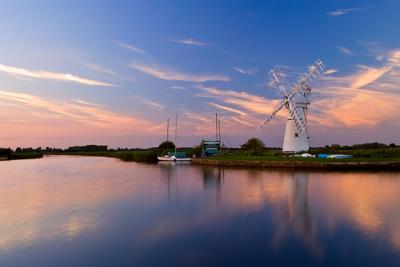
[158,141,175,150]
[241,138,265,156]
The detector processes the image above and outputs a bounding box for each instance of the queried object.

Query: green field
[210,147,400,162]
[190,146,400,170]
[209,154,400,162]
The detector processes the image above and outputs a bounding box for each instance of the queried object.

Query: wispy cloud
[180,109,255,137]
[207,102,247,116]
[233,67,258,75]
[82,61,136,82]
[0,64,115,87]
[0,90,151,129]
[170,86,186,90]
[337,46,353,56]
[82,62,118,77]
[328,7,364,17]
[130,62,230,82]
[115,41,145,54]
[72,99,101,107]
[310,50,400,128]
[388,50,400,67]
[196,84,279,115]
[133,95,165,112]
[323,68,338,75]
[350,65,392,89]
[178,86,269,137]
[171,38,208,46]
[229,116,254,127]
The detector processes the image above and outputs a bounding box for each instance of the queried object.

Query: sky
[0,0,399,148]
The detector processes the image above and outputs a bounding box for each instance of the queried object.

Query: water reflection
[278,173,322,258]
[286,173,312,236]
[0,156,399,266]
[202,167,224,204]
[158,162,176,203]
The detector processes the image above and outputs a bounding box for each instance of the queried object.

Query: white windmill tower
[259,59,325,153]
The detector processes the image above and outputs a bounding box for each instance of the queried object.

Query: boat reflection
[202,167,224,204]
[158,162,177,203]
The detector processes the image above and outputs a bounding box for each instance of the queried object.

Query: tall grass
[50,150,158,163]
[8,152,43,160]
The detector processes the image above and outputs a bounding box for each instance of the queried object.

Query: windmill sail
[259,59,325,152]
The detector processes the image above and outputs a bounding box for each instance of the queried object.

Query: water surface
[0,156,399,266]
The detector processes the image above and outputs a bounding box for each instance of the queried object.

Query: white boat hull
[157,156,191,162]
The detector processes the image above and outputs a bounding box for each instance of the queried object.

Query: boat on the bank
[158,114,192,163]
[157,152,192,162]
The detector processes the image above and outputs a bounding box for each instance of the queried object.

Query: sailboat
[157,114,192,162]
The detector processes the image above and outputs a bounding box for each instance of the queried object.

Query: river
[0,155,399,266]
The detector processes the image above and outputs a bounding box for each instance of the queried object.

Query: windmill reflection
[275,172,322,258]
[286,172,312,237]
[202,167,224,204]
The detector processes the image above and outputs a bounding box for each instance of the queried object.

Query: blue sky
[0,0,399,148]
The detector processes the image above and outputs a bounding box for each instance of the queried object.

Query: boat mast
[218,118,221,142]
[215,113,218,141]
[166,118,170,142]
[174,113,177,155]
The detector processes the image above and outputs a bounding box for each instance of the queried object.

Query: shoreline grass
[192,147,400,170]
[192,157,400,170]
[8,152,43,160]
[47,150,158,163]
[208,154,400,162]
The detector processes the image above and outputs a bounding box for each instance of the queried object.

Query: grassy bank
[207,154,400,162]
[48,150,159,163]
[213,146,400,161]
[8,152,43,160]
[192,147,400,170]
[193,157,400,170]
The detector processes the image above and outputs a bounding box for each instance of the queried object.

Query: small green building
[201,140,221,157]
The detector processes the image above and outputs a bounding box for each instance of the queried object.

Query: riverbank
[8,152,43,160]
[47,150,158,163]
[192,157,400,170]
[44,151,400,170]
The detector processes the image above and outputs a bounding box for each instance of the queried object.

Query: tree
[158,141,175,150]
[0,148,12,158]
[241,138,265,155]
[191,143,203,157]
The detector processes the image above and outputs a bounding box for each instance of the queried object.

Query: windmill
[259,59,325,153]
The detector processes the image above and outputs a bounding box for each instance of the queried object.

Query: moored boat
[158,115,191,162]
[157,152,192,162]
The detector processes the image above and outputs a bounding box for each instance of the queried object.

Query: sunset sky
[0,0,399,148]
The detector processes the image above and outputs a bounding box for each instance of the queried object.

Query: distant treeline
[0,147,43,160]
[311,142,397,150]
[309,142,399,158]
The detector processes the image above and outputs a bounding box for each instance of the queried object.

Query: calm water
[0,156,399,267]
